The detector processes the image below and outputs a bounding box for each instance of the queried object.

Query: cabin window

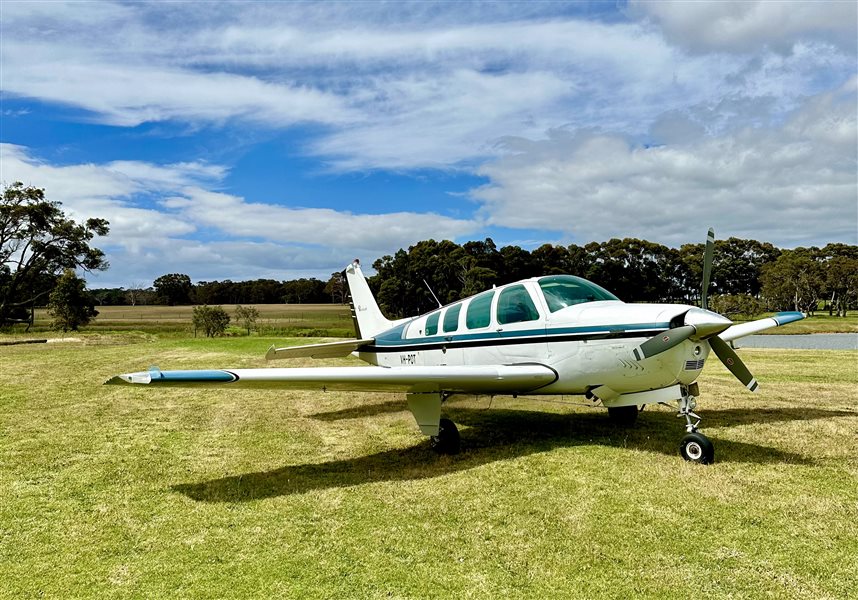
[466,291,494,330]
[425,311,440,336]
[497,285,539,325]
[538,275,619,312]
[443,303,462,333]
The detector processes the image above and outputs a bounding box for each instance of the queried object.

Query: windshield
[538,275,619,312]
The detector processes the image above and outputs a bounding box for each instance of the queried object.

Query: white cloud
[632,0,857,54]
[161,187,478,252]
[1,144,481,285]
[3,3,852,170]
[470,82,857,248]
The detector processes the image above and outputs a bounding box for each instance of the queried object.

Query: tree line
[91,273,347,307]
[92,237,857,320]
[367,238,857,318]
[3,182,857,331]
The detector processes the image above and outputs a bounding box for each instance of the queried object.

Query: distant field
[0,336,856,598]
[13,305,857,338]
[25,304,355,337]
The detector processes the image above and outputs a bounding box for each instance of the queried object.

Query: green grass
[1,336,856,598]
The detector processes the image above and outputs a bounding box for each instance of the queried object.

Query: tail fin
[344,259,393,338]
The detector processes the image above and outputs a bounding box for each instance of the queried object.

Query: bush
[709,294,764,320]
[191,305,230,337]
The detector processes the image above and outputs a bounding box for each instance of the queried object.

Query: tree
[153,273,193,305]
[281,278,326,304]
[822,250,858,317]
[192,305,230,337]
[760,249,825,314]
[234,304,259,335]
[709,294,764,320]
[1,182,109,326]
[324,272,347,304]
[47,269,99,331]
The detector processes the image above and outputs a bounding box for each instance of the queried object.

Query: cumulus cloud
[632,0,857,54]
[470,81,857,247]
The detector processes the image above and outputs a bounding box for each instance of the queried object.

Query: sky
[1,0,856,288]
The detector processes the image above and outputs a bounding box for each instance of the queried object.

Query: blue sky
[1,1,856,288]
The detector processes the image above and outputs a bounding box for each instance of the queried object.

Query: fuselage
[356,275,715,396]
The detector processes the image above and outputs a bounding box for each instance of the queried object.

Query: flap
[265,338,375,360]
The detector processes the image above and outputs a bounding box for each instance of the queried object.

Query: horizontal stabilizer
[105,363,558,395]
[265,338,375,361]
[719,312,805,342]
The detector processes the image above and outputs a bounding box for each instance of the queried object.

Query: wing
[719,311,804,342]
[105,363,558,394]
[265,338,375,360]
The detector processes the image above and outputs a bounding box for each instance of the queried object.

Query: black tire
[430,418,460,455]
[607,405,639,427]
[679,432,714,464]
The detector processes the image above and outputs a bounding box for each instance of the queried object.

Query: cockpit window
[538,275,619,312]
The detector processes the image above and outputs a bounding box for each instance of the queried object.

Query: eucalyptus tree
[1,182,109,326]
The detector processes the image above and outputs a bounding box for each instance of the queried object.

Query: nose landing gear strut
[677,384,714,464]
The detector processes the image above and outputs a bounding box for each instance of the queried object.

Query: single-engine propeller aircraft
[107,230,804,464]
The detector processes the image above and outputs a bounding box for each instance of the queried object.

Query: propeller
[708,336,758,391]
[634,228,759,393]
[701,227,715,310]
[633,325,696,360]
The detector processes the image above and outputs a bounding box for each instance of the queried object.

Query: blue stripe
[151,370,238,383]
[371,322,671,349]
[772,311,804,326]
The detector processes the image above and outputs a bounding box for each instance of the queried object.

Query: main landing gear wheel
[430,418,460,455]
[607,405,639,427]
[679,432,714,464]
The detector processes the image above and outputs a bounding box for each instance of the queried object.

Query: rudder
[344,260,393,338]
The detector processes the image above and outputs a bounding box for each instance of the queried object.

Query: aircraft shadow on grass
[172,400,855,502]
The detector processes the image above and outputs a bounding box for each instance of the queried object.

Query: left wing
[105,364,558,395]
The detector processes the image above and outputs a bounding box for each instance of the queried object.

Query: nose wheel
[677,388,714,464]
[679,431,714,464]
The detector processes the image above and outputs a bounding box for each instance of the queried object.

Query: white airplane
[107,230,804,464]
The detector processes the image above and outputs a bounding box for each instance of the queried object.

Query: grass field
[1,333,856,598]
[20,304,355,337]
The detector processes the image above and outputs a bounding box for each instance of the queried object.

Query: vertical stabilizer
[344,260,393,338]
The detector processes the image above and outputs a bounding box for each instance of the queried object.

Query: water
[735,333,858,350]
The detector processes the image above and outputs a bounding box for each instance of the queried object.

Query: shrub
[191,305,230,337]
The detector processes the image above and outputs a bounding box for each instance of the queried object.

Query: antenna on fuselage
[423,278,442,308]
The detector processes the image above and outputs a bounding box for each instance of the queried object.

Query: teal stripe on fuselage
[371,321,671,348]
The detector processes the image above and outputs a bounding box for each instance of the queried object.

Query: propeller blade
[701,227,715,310]
[709,335,758,392]
[633,325,696,360]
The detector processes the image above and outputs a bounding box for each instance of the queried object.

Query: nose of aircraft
[683,307,733,338]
